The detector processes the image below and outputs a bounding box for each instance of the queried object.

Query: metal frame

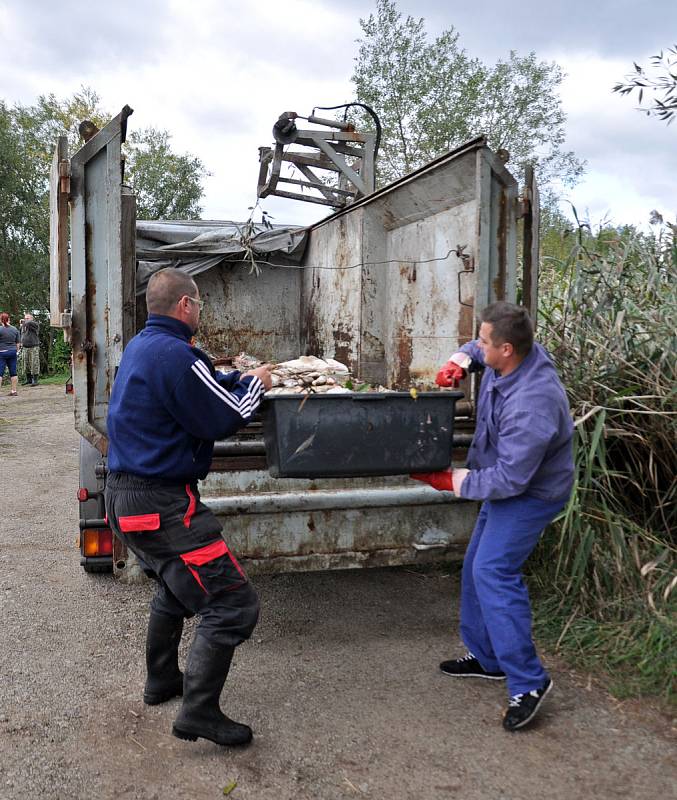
[49,136,70,327]
[258,116,376,208]
[521,164,540,323]
[68,105,136,453]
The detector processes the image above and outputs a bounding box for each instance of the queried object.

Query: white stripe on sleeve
[191,360,263,418]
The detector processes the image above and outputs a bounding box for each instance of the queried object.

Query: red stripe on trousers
[183,484,196,528]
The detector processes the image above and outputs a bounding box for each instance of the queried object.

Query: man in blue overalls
[412,301,574,731]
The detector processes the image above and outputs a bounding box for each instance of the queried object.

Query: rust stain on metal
[332,324,354,371]
[458,294,475,345]
[394,328,413,388]
[302,273,323,358]
[399,263,416,283]
[380,204,398,230]
[493,188,507,299]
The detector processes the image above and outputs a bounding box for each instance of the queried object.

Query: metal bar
[280,152,336,171]
[242,545,468,575]
[49,137,69,327]
[358,135,376,194]
[294,139,366,159]
[277,176,354,198]
[522,164,539,323]
[107,135,124,394]
[296,164,344,200]
[474,149,493,310]
[206,486,465,516]
[311,135,368,196]
[306,114,354,130]
[213,441,266,456]
[294,131,368,144]
[212,432,472,458]
[260,188,338,207]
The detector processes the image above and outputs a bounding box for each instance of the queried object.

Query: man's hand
[451,468,469,495]
[246,364,273,391]
[435,359,467,388]
[410,468,470,494]
[410,470,453,492]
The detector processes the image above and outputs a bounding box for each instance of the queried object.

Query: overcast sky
[1,0,675,228]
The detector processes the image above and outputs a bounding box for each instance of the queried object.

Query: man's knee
[471,557,508,594]
[238,582,260,638]
[200,582,260,648]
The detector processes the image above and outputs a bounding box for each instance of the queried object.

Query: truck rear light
[82,528,113,557]
[77,488,89,502]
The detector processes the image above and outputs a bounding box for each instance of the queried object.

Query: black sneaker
[439,652,506,680]
[502,679,553,731]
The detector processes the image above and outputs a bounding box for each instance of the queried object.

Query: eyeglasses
[185,295,205,311]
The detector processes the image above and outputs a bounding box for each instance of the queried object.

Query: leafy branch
[613,46,677,124]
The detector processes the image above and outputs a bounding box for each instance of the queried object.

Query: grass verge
[528,218,676,704]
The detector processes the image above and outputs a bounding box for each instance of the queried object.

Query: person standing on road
[104,267,272,748]
[411,302,574,732]
[20,313,40,386]
[0,313,20,397]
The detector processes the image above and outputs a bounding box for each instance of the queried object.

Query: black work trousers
[105,472,259,648]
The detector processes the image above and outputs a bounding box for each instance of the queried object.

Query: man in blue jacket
[412,302,573,731]
[105,267,272,747]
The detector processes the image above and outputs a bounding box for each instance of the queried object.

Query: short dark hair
[146,268,198,315]
[480,302,534,357]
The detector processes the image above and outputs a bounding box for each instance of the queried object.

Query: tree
[13,87,208,219]
[125,127,209,220]
[14,86,109,167]
[0,101,50,317]
[613,46,677,124]
[0,88,209,360]
[351,0,584,196]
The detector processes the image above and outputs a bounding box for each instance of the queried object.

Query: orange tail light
[82,528,113,557]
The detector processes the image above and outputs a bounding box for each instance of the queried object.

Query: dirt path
[0,385,674,800]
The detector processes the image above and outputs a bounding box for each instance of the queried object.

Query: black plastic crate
[262,391,464,478]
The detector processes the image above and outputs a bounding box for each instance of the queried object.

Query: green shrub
[530,217,676,701]
[48,327,72,375]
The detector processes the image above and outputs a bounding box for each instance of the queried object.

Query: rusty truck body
[49,107,538,577]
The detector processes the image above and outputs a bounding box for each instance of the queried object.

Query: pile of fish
[228,354,355,395]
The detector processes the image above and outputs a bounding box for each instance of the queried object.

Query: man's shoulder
[122,328,196,376]
[507,377,568,421]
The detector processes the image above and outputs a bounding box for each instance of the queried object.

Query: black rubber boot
[22,372,32,386]
[31,374,38,386]
[172,635,252,746]
[143,612,184,705]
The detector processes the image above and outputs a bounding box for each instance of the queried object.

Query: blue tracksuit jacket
[107,315,265,482]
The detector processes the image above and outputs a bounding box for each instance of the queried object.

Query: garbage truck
[49,106,539,576]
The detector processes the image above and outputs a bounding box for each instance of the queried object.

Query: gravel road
[1,385,675,800]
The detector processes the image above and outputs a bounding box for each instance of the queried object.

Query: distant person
[20,313,40,386]
[0,313,20,396]
[105,267,272,748]
[412,302,574,731]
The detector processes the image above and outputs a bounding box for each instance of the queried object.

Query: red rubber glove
[410,470,454,492]
[435,361,466,388]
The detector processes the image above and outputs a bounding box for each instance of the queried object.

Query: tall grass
[529,219,676,701]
